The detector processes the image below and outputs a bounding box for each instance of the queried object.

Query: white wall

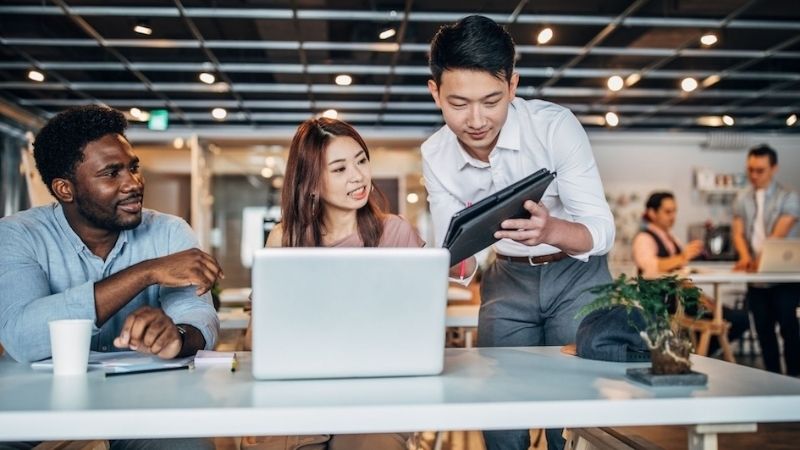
[589,131,800,267]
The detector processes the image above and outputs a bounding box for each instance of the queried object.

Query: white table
[689,268,800,326]
[1,347,800,446]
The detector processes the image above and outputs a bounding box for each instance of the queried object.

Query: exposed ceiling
[1,0,800,138]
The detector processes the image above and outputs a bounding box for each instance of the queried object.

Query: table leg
[688,423,757,450]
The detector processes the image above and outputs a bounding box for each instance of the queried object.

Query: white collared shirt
[421,98,614,260]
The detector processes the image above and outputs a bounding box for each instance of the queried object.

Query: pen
[105,365,190,378]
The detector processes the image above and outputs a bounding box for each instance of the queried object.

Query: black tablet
[442,169,556,266]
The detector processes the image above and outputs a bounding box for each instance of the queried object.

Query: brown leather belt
[496,251,568,266]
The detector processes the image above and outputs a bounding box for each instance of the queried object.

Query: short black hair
[645,191,674,212]
[748,143,778,166]
[33,105,128,195]
[429,15,516,86]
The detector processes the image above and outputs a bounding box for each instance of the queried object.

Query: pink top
[328,214,425,248]
[631,223,682,277]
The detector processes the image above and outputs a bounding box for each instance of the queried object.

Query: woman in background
[243,117,422,450]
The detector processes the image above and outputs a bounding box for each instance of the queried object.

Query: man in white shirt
[422,15,614,450]
[731,144,799,376]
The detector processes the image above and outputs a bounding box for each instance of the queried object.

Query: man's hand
[734,250,759,272]
[147,248,224,295]
[113,306,182,359]
[683,239,705,262]
[494,200,552,246]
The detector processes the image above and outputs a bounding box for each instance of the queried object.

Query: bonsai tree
[579,274,703,375]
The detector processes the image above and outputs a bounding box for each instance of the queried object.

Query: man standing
[0,105,222,449]
[423,16,614,450]
[731,144,799,376]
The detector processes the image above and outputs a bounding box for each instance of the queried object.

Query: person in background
[0,105,222,450]
[422,15,614,450]
[632,191,748,355]
[242,117,421,450]
[731,144,800,376]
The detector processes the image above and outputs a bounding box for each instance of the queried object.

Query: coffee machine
[688,223,737,261]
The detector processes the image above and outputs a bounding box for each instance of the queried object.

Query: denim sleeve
[780,189,800,219]
[732,191,746,219]
[156,218,219,350]
[0,223,97,362]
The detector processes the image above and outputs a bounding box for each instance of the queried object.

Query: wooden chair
[674,295,736,363]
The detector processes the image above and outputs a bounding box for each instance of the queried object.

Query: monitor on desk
[250,247,450,380]
[758,239,800,273]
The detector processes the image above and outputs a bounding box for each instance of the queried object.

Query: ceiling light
[137,111,150,122]
[379,28,396,40]
[322,109,338,119]
[199,72,216,84]
[607,75,624,92]
[406,193,419,204]
[335,74,352,86]
[786,114,797,127]
[212,108,227,120]
[536,27,553,45]
[701,75,721,88]
[697,116,724,127]
[261,167,274,178]
[625,73,641,87]
[700,33,718,47]
[604,112,619,127]
[27,70,44,82]
[681,77,698,92]
[173,137,184,149]
[129,107,142,118]
[722,115,734,126]
[133,21,152,36]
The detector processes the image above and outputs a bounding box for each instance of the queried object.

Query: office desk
[1,347,799,444]
[689,270,800,325]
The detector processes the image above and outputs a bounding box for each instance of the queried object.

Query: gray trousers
[477,254,611,450]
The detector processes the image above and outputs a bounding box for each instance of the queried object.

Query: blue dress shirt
[0,204,219,362]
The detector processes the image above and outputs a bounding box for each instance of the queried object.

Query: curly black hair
[33,105,128,195]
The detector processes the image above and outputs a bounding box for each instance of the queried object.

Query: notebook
[757,238,800,273]
[250,247,450,380]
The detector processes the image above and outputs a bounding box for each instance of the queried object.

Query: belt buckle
[527,255,548,266]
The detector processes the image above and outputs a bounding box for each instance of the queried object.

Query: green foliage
[577,274,702,345]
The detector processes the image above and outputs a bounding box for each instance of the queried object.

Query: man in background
[731,144,799,376]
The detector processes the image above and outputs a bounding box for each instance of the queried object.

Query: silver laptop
[758,239,800,273]
[251,247,450,380]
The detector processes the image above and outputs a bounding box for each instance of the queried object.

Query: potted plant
[579,274,706,385]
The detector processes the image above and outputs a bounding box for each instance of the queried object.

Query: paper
[32,351,193,373]
[194,350,236,368]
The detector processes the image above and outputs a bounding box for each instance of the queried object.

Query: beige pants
[240,433,410,450]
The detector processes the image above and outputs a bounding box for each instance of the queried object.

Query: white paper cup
[48,319,93,376]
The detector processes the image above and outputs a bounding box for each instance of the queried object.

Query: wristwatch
[176,324,188,346]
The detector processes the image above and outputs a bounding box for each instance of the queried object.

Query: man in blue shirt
[0,105,222,450]
[732,144,799,376]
